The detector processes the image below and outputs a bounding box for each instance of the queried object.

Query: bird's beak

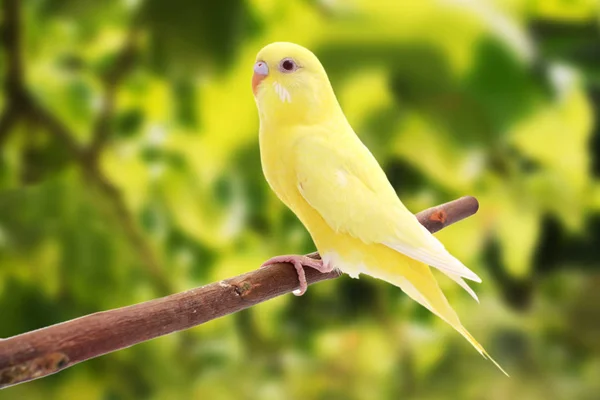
[252,61,269,95]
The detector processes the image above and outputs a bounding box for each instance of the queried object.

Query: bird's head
[252,42,340,126]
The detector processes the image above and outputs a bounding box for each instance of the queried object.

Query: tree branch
[24,96,86,159]
[0,103,17,146]
[18,97,175,294]
[0,196,479,389]
[0,0,170,294]
[88,28,139,160]
[0,0,25,145]
[82,163,175,295]
[1,0,24,94]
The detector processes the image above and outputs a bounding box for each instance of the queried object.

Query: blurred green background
[1,0,599,398]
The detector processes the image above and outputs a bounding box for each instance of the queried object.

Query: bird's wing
[294,132,481,286]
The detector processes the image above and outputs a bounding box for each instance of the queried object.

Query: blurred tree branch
[1,0,23,92]
[0,0,25,145]
[88,27,140,162]
[0,196,480,389]
[0,0,172,294]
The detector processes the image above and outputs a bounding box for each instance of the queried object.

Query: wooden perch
[0,196,479,389]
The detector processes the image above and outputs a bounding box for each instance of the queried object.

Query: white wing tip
[440,259,482,283]
[383,238,482,283]
[463,270,482,283]
[450,275,480,302]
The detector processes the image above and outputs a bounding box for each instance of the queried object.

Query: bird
[252,41,507,375]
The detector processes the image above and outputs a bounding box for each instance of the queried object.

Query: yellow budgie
[252,42,507,375]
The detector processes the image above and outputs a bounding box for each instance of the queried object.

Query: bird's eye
[279,58,298,73]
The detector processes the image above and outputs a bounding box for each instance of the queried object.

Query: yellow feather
[254,42,507,375]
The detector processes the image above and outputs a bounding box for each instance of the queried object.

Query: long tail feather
[360,250,507,375]
[456,327,509,376]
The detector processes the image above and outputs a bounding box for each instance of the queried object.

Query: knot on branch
[220,279,260,298]
[429,210,448,224]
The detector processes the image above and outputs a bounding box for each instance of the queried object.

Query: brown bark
[0,196,479,389]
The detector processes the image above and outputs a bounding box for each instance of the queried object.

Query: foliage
[1,0,599,398]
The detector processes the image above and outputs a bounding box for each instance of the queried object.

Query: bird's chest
[259,130,302,207]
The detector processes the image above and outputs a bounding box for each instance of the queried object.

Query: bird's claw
[260,254,333,296]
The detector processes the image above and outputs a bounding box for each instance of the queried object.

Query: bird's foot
[261,254,334,296]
